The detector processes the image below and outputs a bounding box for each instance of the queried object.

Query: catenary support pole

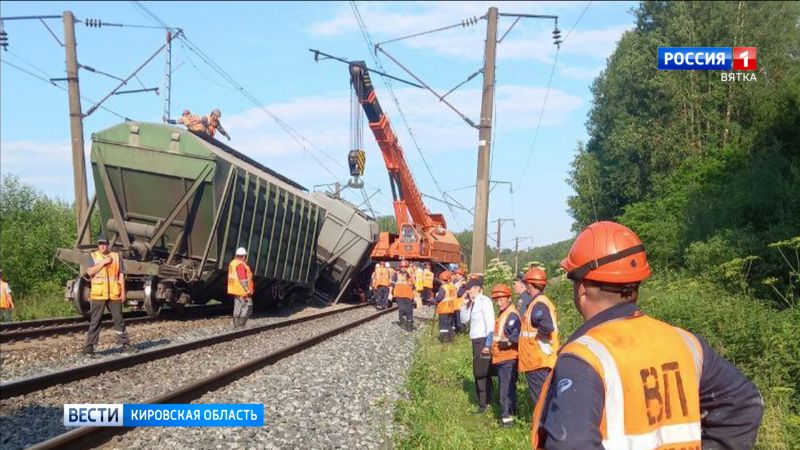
[470,6,498,273]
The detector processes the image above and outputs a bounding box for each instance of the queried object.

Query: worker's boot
[81,345,95,356]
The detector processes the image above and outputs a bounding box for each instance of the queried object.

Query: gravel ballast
[109,305,434,449]
[0,303,354,382]
[0,305,382,450]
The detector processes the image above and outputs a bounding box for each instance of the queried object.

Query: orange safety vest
[0,281,11,309]
[180,114,206,133]
[531,313,703,450]
[492,304,519,364]
[435,283,457,314]
[89,250,123,301]
[519,294,560,372]
[422,270,434,288]
[392,271,414,299]
[227,259,254,297]
[375,266,390,287]
[207,115,221,137]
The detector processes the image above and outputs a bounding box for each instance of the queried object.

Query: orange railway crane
[346,60,461,264]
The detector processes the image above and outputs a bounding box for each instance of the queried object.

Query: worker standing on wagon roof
[228,247,254,330]
[0,269,15,323]
[83,234,132,355]
[205,108,230,141]
[531,221,763,449]
[518,266,559,413]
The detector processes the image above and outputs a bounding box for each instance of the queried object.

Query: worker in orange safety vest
[83,233,131,355]
[0,268,15,322]
[434,270,456,343]
[392,260,415,331]
[487,283,521,427]
[531,221,763,449]
[373,262,391,310]
[228,247,254,330]
[518,266,559,412]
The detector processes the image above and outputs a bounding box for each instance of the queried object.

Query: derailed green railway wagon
[57,122,378,316]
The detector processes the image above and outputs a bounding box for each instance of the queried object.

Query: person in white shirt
[460,277,496,414]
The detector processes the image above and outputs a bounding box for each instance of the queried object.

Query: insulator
[0,30,7,51]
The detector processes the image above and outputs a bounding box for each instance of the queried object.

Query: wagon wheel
[68,277,91,318]
[143,276,162,318]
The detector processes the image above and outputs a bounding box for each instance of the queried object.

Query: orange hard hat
[561,221,651,284]
[438,270,452,281]
[491,284,512,300]
[400,260,409,268]
[455,267,465,276]
[524,267,547,287]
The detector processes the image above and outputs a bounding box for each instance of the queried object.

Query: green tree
[0,174,77,295]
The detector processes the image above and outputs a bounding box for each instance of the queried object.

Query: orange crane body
[350,62,461,265]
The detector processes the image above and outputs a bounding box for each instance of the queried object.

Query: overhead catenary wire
[130,1,351,184]
[350,1,468,230]
[2,59,129,121]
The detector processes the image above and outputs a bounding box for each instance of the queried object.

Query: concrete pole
[470,6,498,273]
[63,11,90,245]
[515,237,519,274]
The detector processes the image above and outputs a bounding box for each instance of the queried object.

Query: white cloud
[559,64,604,80]
[0,140,72,163]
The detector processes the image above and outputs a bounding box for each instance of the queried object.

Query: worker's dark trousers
[397,298,414,325]
[524,368,551,409]
[377,286,389,309]
[453,310,464,333]
[86,300,129,347]
[495,359,518,418]
[438,312,454,342]
[422,288,432,304]
[471,338,493,407]
[233,296,253,327]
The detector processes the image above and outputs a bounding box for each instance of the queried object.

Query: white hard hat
[235,247,247,256]
[384,262,390,268]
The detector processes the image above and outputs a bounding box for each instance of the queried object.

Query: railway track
[1,303,372,399]
[12,304,394,450]
[0,305,230,342]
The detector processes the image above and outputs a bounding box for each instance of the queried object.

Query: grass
[10,284,76,321]
[395,277,800,449]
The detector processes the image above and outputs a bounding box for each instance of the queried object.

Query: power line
[2,59,129,120]
[350,1,467,230]
[517,49,559,185]
[516,1,591,185]
[130,1,349,184]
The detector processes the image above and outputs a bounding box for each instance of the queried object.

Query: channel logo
[64,404,265,427]
[658,47,757,71]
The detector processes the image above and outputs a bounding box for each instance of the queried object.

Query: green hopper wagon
[57,122,378,316]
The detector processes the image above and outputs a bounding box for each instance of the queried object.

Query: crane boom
[349,62,460,264]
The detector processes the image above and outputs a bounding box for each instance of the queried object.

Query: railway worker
[422,263,435,305]
[531,221,763,449]
[374,262,391,310]
[205,108,231,141]
[452,268,468,334]
[0,269,15,322]
[83,234,131,355]
[386,262,396,306]
[514,271,533,318]
[392,260,416,331]
[434,270,456,343]
[414,263,425,308]
[168,109,206,133]
[518,266,558,411]
[459,276,495,413]
[488,283,521,427]
[228,247,254,330]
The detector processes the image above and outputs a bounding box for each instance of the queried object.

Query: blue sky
[0,1,636,248]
